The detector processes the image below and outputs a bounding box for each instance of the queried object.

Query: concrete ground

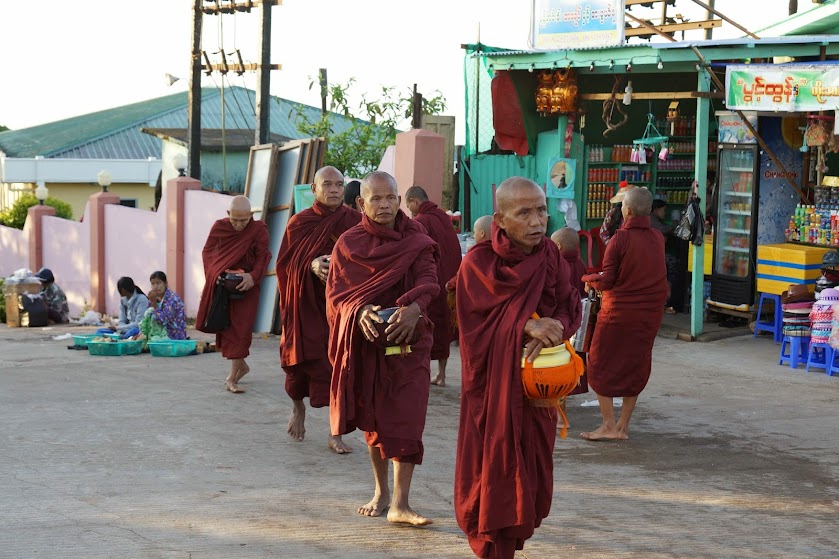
[1,324,838,558]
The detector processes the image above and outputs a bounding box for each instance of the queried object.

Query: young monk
[326,171,439,527]
[472,215,493,244]
[581,187,668,441]
[405,185,462,387]
[455,177,581,559]
[277,166,360,454]
[196,195,271,394]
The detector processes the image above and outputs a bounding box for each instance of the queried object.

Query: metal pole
[704,0,716,40]
[187,0,203,180]
[691,70,711,339]
[255,0,272,145]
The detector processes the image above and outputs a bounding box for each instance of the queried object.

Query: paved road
[1,325,837,558]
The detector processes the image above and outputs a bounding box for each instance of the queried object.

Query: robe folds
[582,215,668,398]
[562,249,589,396]
[413,201,463,360]
[455,224,581,559]
[276,201,361,406]
[326,211,439,464]
[196,218,271,359]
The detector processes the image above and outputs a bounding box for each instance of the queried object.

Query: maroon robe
[327,211,439,463]
[455,223,581,559]
[276,202,361,407]
[561,249,587,296]
[413,200,463,360]
[582,216,668,397]
[196,217,271,359]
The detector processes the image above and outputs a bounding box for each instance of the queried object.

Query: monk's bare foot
[431,374,446,387]
[328,435,353,454]
[387,506,433,526]
[287,404,305,442]
[235,361,250,383]
[581,425,627,441]
[358,494,390,517]
[225,381,245,394]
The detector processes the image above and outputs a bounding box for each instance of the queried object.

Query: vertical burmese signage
[530,0,626,50]
[726,64,839,112]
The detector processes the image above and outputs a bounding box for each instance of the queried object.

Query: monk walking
[327,171,439,526]
[196,195,271,393]
[455,177,581,559]
[405,185,462,387]
[581,187,667,441]
[276,166,360,453]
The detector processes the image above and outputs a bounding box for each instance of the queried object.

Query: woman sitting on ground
[113,277,149,336]
[142,271,187,341]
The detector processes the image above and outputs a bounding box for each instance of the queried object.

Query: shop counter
[756,243,833,295]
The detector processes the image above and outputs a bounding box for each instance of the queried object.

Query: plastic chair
[578,229,597,273]
[779,335,810,368]
[806,342,832,373]
[753,292,783,343]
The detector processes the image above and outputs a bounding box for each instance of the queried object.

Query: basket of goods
[146,339,198,357]
[72,334,97,348]
[87,338,144,356]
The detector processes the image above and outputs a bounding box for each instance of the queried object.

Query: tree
[0,125,8,133]
[0,194,73,229]
[290,78,446,178]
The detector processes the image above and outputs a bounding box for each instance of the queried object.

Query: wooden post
[255,0,272,145]
[188,0,203,180]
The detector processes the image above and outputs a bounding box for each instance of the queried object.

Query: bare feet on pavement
[328,435,353,454]
[387,506,433,526]
[287,404,305,442]
[225,380,245,393]
[358,494,390,517]
[580,425,628,441]
[431,374,446,387]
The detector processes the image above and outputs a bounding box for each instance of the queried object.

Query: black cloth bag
[19,293,48,327]
[202,279,230,333]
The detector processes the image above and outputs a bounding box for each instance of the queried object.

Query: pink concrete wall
[0,224,28,277]
[41,214,90,317]
[103,203,166,316]
[183,190,230,318]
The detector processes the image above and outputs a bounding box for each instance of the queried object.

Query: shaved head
[494,177,548,254]
[622,187,653,217]
[229,195,251,213]
[551,227,579,251]
[473,215,493,242]
[405,185,429,202]
[228,195,253,231]
[314,165,343,184]
[359,171,400,228]
[495,177,545,215]
[360,171,398,198]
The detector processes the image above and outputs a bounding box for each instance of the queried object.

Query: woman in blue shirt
[115,277,149,334]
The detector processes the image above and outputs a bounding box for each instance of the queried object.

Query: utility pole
[255,0,272,145]
[319,68,328,116]
[188,0,203,180]
[411,84,423,129]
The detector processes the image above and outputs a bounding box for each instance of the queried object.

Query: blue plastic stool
[754,292,783,343]
[779,335,810,368]
[828,347,839,377]
[806,342,832,373]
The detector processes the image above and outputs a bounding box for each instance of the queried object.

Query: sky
[0,0,795,145]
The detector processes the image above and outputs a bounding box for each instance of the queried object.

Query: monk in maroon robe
[551,227,589,397]
[581,187,667,441]
[455,177,581,559]
[197,195,271,393]
[277,166,360,453]
[406,185,462,387]
[327,171,439,527]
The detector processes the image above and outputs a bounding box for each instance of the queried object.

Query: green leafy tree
[289,78,446,178]
[0,125,8,132]
[0,194,73,230]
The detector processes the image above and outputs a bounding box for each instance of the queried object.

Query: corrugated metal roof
[0,86,363,160]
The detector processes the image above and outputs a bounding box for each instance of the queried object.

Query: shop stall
[460,35,839,337]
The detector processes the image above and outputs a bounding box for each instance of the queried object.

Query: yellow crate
[688,235,713,275]
[756,243,832,265]
[755,264,822,281]
[756,278,816,296]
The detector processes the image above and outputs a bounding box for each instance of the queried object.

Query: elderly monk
[327,171,439,526]
[405,185,462,387]
[455,177,581,559]
[551,227,587,295]
[581,187,667,441]
[196,195,271,393]
[277,166,361,453]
